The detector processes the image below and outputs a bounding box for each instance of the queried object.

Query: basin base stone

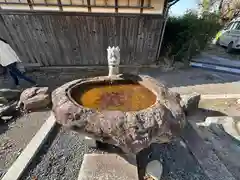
[78,154,138,180]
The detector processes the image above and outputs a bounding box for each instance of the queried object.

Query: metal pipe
[156,0,180,59]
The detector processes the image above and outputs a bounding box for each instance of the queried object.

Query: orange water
[78,84,156,111]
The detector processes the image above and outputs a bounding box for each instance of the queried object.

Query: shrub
[159,11,222,66]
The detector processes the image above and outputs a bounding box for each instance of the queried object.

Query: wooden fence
[0,12,163,66]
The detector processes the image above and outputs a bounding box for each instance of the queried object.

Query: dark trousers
[6,62,36,85]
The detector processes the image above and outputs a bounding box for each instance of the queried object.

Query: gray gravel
[21,126,209,180]
[138,140,209,180]
[21,127,98,180]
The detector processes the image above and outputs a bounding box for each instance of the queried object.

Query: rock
[0,89,21,101]
[145,160,163,180]
[18,87,51,111]
[180,93,201,115]
[23,94,50,111]
[52,75,186,154]
[19,87,48,103]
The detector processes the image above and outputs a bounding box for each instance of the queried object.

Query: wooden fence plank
[0,14,163,66]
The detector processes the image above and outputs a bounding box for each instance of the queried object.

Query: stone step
[78,154,138,180]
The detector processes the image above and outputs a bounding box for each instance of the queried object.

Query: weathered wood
[0,14,163,66]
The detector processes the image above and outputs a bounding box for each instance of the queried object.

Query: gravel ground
[0,111,50,179]
[138,140,209,180]
[21,127,99,180]
[21,126,209,180]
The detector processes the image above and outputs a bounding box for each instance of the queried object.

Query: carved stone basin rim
[51,74,186,154]
[66,75,158,111]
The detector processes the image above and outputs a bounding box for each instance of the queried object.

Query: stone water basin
[71,80,156,112]
[52,74,185,154]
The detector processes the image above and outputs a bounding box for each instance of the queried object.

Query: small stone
[179,140,187,148]
[145,160,163,180]
[237,99,240,104]
[16,148,23,157]
[1,116,13,121]
[180,92,201,115]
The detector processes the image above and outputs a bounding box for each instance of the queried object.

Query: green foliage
[202,0,210,12]
[160,12,222,65]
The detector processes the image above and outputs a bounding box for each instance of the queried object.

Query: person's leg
[7,63,36,85]
[9,69,19,86]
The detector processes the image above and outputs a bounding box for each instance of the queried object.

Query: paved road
[141,68,240,95]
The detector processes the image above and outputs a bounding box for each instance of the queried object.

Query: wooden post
[115,0,118,13]
[57,0,63,11]
[87,0,91,12]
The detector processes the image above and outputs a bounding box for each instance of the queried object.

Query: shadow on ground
[137,108,227,180]
[137,141,209,180]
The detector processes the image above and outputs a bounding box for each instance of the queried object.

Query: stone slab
[197,116,240,141]
[195,116,240,178]
[1,112,56,180]
[78,154,138,180]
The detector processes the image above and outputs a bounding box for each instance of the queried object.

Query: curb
[2,112,56,180]
[190,61,240,75]
[201,94,240,100]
